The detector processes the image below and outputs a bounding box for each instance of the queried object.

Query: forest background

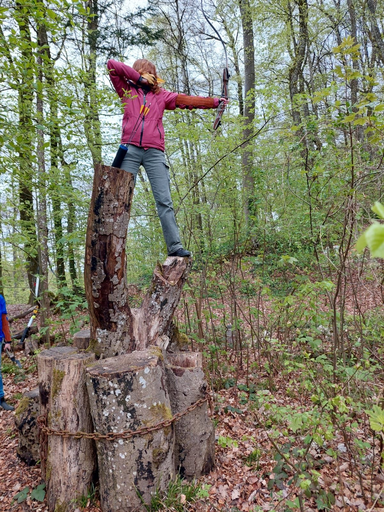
[1,0,384,510]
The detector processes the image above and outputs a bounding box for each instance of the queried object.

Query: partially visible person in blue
[0,294,14,411]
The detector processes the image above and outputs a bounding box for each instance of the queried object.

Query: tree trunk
[239,0,256,228]
[86,349,175,511]
[37,346,96,512]
[36,23,50,345]
[165,352,215,479]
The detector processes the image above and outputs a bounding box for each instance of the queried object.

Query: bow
[200,0,230,130]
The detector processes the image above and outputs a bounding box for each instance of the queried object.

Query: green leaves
[366,405,384,433]
[13,483,46,505]
[13,483,45,503]
[14,487,29,504]
[30,483,46,502]
[356,202,384,257]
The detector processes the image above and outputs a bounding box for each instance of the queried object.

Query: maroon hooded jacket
[107,60,219,152]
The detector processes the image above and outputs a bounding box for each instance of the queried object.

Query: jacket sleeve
[1,314,11,342]
[107,60,141,98]
[175,94,220,110]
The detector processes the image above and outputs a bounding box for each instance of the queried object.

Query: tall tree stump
[166,352,215,479]
[37,347,96,512]
[84,165,192,357]
[84,165,135,357]
[86,349,175,511]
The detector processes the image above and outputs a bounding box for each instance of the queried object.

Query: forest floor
[0,282,383,512]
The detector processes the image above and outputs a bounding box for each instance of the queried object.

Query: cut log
[84,164,135,358]
[165,352,215,479]
[73,328,91,350]
[86,349,175,511]
[9,306,35,323]
[13,325,38,339]
[38,346,76,478]
[37,346,96,512]
[14,387,40,466]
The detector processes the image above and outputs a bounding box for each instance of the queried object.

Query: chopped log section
[14,387,40,466]
[84,164,135,357]
[166,352,215,479]
[132,257,191,350]
[73,328,91,350]
[84,165,192,357]
[37,347,96,512]
[86,349,175,511]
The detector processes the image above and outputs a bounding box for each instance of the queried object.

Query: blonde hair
[133,59,161,94]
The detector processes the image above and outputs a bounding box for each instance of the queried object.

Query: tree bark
[86,350,175,511]
[37,346,96,512]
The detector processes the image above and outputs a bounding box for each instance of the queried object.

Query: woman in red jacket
[107,59,227,257]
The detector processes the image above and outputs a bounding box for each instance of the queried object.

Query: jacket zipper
[139,93,147,146]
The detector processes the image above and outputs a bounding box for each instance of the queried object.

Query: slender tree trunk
[367,0,384,64]
[36,24,50,345]
[15,1,39,303]
[83,0,103,166]
[239,0,255,229]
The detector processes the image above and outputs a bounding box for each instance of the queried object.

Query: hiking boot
[0,399,15,411]
[169,248,191,258]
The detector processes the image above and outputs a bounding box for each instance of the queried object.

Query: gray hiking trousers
[120,144,182,254]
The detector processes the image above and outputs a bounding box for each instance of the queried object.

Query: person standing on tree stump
[0,294,14,411]
[107,58,228,258]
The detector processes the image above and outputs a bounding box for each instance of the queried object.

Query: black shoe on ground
[169,248,191,258]
[0,399,14,411]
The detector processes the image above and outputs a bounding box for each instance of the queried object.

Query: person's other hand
[4,343,11,351]
[219,97,229,105]
[141,73,156,85]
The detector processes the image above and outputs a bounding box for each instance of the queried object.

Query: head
[133,59,162,93]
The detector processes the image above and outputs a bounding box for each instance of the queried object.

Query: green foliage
[138,475,210,511]
[13,483,45,504]
[367,406,384,434]
[217,436,239,449]
[73,483,97,508]
[357,202,384,257]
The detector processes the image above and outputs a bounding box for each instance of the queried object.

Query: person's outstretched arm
[175,94,220,109]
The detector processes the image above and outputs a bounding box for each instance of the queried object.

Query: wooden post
[86,350,175,511]
[37,347,96,512]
